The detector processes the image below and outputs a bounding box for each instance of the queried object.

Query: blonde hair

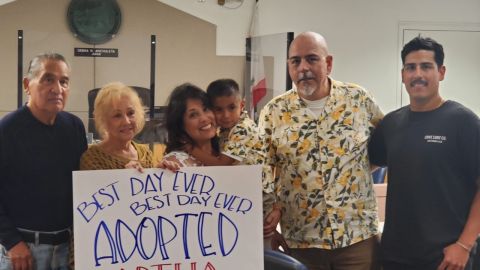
[94,82,146,139]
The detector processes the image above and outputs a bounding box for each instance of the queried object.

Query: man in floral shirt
[258,31,383,270]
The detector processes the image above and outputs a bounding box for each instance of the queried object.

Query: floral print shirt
[219,111,275,215]
[219,111,263,165]
[258,79,383,249]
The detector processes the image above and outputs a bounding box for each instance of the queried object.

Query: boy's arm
[190,147,236,166]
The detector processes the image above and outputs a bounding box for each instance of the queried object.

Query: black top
[368,100,480,265]
[0,106,87,249]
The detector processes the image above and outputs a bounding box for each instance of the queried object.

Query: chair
[135,117,168,144]
[264,250,308,270]
[87,88,100,139]
[87,86,151,140]
[473,238,479,270]
[372,167,387,184]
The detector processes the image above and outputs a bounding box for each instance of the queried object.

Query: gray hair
[26,53,70,80]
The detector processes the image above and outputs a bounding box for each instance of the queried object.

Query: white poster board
[73,165,263,270]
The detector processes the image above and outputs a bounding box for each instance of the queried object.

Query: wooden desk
[374,183,387,222]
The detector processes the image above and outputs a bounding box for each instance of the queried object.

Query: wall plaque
[67,0,122,45]
[74,48,118,57]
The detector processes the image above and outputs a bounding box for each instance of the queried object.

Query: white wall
[159,0,255,56]
[2,0,479,113]
[158,0,480,113]
[0,0,244,124]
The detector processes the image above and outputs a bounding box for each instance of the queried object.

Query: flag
[249,1,267,109]
[251,47,266,107]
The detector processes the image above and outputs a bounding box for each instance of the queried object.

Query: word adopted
[94,212,238,267]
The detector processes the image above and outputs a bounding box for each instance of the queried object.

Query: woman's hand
[125,160,145,173]
[157,158,181,172]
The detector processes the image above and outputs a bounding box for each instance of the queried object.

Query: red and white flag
[251,48,266,107]
[249,1,266,109]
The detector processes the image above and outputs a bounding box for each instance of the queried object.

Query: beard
[296,71,317,97]
[297,84,316,97]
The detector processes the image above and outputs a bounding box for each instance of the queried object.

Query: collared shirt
[258,79,383,249]
[219,111,275,215]
[219,111,263,165]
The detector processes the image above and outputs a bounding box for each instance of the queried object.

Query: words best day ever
[76,171,254,223]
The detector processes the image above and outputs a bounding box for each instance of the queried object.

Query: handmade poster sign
[73,165,263,270]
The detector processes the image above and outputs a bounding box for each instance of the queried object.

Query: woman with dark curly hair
[160,83,219,167]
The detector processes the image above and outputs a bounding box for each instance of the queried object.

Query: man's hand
[263,208,281,236]
[437,242,471,270]
[269,230,290,254]
[7,241,32,270]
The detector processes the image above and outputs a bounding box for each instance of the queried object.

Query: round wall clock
[67,0,122,45]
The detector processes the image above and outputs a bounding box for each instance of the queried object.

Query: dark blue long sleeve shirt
[0,106,87,249]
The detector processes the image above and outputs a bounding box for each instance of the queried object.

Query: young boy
[191,79,260,166]
[189,79,281,248]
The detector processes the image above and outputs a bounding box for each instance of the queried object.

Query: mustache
[410,79,428,87]
[298,71,315,82]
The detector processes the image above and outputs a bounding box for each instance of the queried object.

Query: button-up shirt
[219,111,275,216]
[258,79,383,249]
[219,111,263,166]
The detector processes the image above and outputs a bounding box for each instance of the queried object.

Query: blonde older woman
[70,82,153,269]
[80,82,153,170]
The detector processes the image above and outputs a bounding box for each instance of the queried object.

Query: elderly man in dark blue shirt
[0,53,87,270]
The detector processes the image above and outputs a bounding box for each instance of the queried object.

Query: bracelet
[455,241,472,253]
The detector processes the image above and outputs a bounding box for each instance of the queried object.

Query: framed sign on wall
[67,0,122,45]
